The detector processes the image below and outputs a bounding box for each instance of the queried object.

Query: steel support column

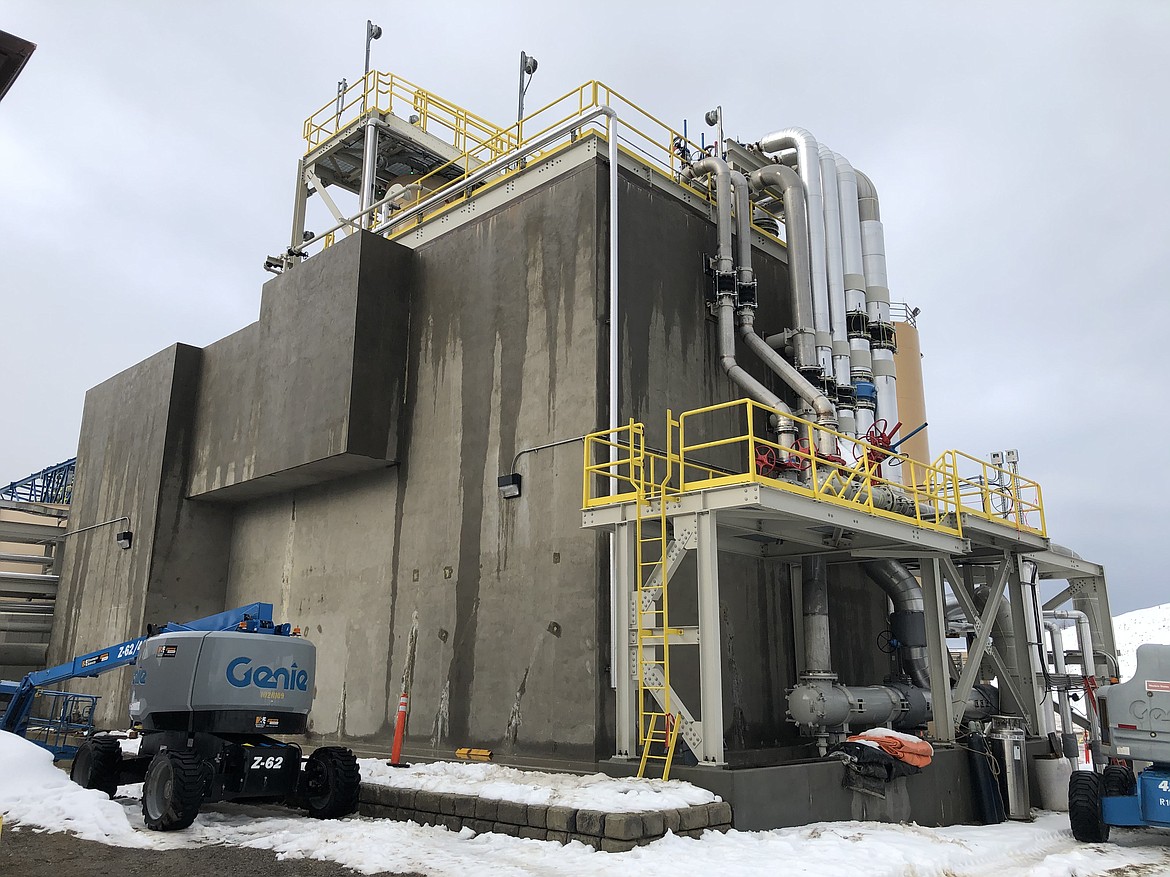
[613,521,636,759]
[1006,557,1042,733]
[695,509,725,765]
[920,557,955,742]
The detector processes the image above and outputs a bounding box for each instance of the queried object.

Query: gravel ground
[0,820,425,877]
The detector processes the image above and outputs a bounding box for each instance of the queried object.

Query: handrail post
[747,401,757,483]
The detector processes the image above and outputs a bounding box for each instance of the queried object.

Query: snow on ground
[0,731,153,848]
[359,758,716,812]
[3,730,1169,876]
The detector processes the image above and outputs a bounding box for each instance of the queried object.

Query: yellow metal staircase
[632,429,682,780]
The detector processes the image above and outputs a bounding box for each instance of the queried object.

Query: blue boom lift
[1069,643,1170,841]
[1,603,361,830]
[0,603,282,758]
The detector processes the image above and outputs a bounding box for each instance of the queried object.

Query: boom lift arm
[0,603,285,742]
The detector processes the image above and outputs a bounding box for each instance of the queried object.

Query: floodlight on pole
[705,106,724,158]
[517,51,539,123]
[364,20,382,111]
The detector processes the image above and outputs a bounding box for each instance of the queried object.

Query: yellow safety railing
[583,401,1050,542]
[929,449,1047,536]
[303,71,517,158]
[675,399,964,537]
[301,74,790,252]
[582,421,674,509]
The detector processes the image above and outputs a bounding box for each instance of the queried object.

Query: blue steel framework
[0,458,76,504]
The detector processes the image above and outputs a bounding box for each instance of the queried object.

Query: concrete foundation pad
[600,748,975,830]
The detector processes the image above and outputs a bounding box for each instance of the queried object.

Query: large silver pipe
[1047,610,1098,681]
[606,112,620,690]
[740,312,836,454]
[1045,609,1100,753]
[835,153,875,439]
[691,157,734,277]
[854,170,899,450]
[724,168,829,448]
[358,120,379,218]
[862,559,930,689]
[802,556,833,676]
[818,145,852,399]
[755,128,832,381]
[691,159,795,427]
[1044,620,1081,771]
[717,303,793,424]
[789,677,996,736]
[749,165,817,373]
[729,170,754,289]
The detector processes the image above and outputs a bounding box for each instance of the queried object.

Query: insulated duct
[748,165,817,374]
[754,128,833,386]
[818,145,853,435]
[854,170,899,448]
[862,559,930,689]
[834,153,876,438]
[801,556,833,676]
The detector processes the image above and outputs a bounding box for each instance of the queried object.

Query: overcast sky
[2,2,1167,614]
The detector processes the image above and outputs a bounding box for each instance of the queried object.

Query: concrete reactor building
[7,70,1118,830]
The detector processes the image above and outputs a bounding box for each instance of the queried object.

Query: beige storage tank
[892,313,930,472]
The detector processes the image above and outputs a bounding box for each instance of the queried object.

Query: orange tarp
[847,730,934,769]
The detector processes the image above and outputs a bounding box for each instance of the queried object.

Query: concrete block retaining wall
[358,784,732,851]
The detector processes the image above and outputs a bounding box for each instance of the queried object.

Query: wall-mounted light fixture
[63,515,133,550]
[497,473,522,499]
[498,434,589,500]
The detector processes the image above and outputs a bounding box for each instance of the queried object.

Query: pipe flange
[869,321,897,351]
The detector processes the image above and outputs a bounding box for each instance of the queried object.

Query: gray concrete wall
[50,344,225,726]
[226,164,606,761]
[55,153,892,763]
[188,232,412,501]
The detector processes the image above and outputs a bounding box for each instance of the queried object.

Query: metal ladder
[633,431,681,780]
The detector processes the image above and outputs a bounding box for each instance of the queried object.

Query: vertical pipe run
[359,121,379,219]
[691,158,796,432]
[854,170,899,452]
[755,128,833,383]
[607,112,620,690]
[750,165,817,373]
[802,556,832,675]
[818,146,852,399]
[1043,621,1080,771]
[835,153,876,438]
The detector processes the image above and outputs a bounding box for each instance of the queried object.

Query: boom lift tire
[303,746,361,818]
[1102,764,1136,797]
[1068,771,1110,843]
[142,750,206,831]
[70,736,122,798]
